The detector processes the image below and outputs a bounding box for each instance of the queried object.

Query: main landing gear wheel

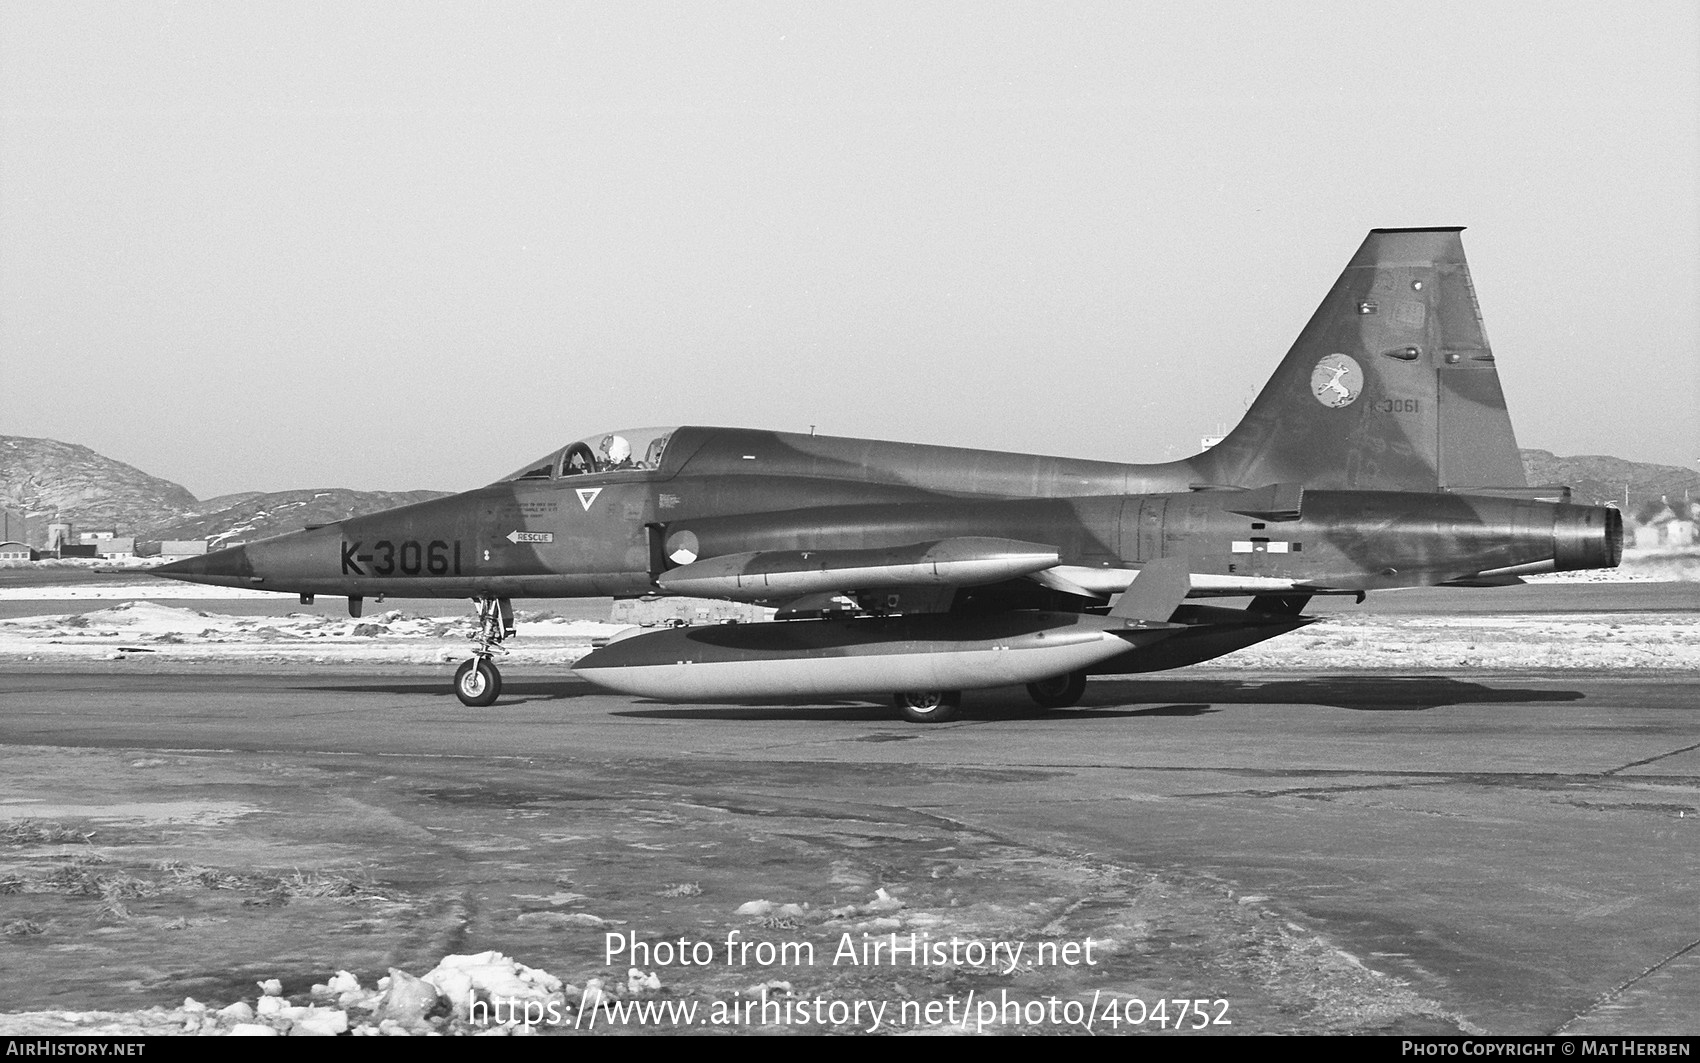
[454,657,502,707]
[894,690,961,724]
[1026,670,1087,709]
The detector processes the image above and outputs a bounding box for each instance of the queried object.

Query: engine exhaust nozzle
[1553,504,1623,573]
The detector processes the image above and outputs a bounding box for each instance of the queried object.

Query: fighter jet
[156,228,1622,721]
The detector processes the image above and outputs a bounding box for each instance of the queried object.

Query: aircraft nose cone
[153,544,255,588]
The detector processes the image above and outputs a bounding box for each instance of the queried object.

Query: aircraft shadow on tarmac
[318,680,597,704]
[610,694,1209,722]
[616,703,924,722]
[319,675,1580,718]
[1082,675,1585,714]
[615,675,1582,721]
[315,680,1196,721]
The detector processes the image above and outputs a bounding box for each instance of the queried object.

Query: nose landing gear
[454,596,514,707]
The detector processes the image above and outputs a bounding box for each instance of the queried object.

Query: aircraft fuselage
[161,426,1620,602]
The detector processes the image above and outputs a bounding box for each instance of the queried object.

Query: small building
[57,544,98,559]
[0,541,31,561]
[138,540,209,559]
[1634,504,1700,549]
[96,537,136,558]
[78,529,117,542]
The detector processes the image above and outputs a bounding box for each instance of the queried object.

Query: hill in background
[1,437,201,542]
[145,488,451,548]
[1521,450,1699,522]
[0,436,448,547]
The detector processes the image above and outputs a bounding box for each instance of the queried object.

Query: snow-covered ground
[0,951,643,1037]
[0,597,1692,671]
[1212,611,1700,671]
[0,601,622,665]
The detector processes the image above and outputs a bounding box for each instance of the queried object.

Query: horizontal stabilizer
[1109,556,1192,623]
[1225,482,1305,522]
[1437,575,1527,587]
[657,537,1061,602]
[1247,593,1313,616]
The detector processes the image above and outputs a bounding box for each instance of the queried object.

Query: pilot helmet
[606,435,632,464]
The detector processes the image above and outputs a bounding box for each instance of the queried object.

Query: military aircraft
[156,228,1622,721]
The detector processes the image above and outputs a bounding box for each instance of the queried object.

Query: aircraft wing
[655,536,1061,601]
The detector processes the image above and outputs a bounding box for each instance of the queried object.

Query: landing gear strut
[454,596,513,707]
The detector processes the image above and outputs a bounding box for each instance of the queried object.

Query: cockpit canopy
[502,427,678,482]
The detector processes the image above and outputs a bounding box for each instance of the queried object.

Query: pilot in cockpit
[600,434,633,470]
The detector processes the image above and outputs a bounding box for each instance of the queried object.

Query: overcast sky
[3,2,1696,499]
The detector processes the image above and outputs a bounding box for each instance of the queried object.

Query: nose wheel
[453,596,513,706]
[455,656,502,706]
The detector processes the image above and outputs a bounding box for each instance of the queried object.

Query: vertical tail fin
[1192,228,1526,492]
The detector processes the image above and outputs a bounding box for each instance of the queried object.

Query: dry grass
[157,859,250,891]
[38,857,160,901]
[6,855,382,921]
[279,869,368,898]
[154,860,376,898]
[0,853,166,923]
[0,820,95,846]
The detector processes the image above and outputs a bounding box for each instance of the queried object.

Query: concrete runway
[0,665,1695,1034]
